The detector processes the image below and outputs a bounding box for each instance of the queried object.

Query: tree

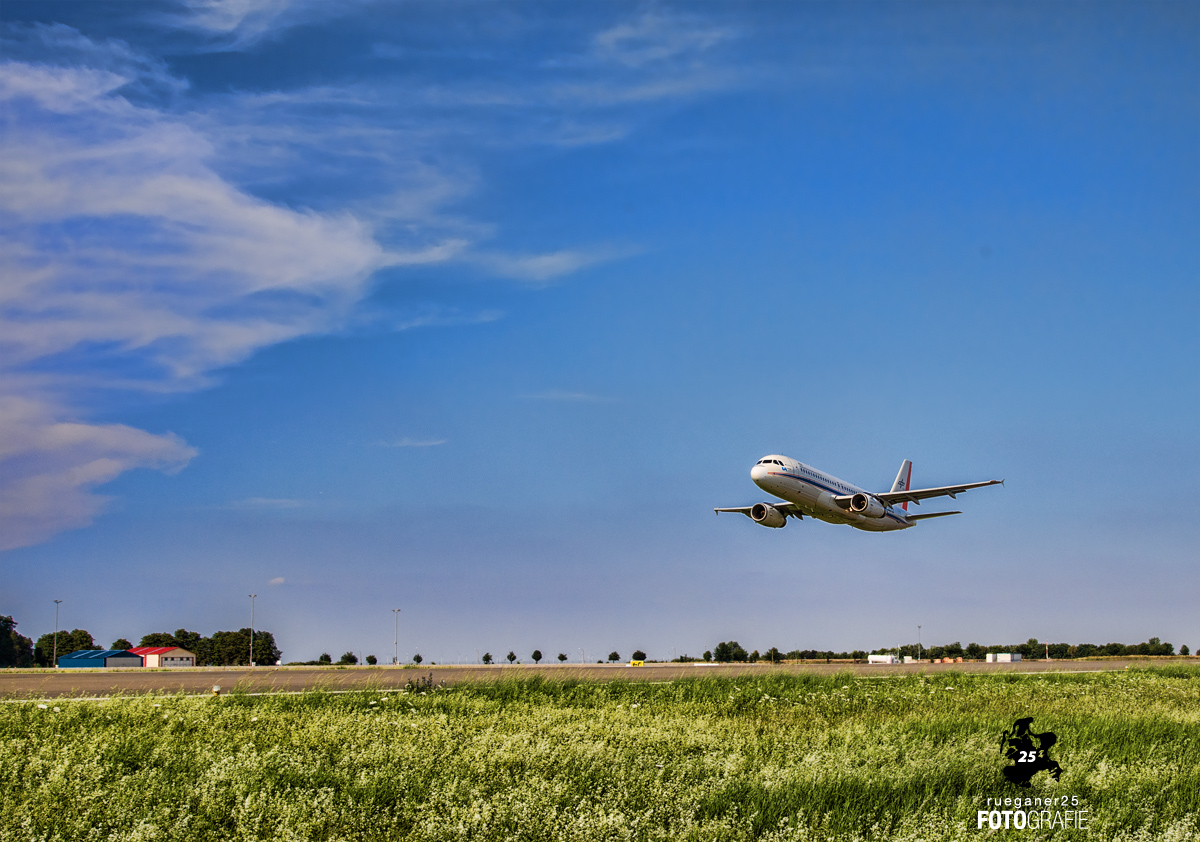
[208,630,244,666]
[412,654,423,664]
[1,616,34,668]
[1181,645,1191,656]
[482,652,493,664]
[139,632,177,647]
[532,650,542,663]
[338,652,358,665]
[366,655,377,665]
[205,628,280,666]
[111,639,133,650]
[252,631,281,666]
[712,641,748,663]
[749,650,760,663]
[318,652,332,664]
[703,650,712,662]
[557,653,568,662]
[506,651,517,664]
[632,650,646,661]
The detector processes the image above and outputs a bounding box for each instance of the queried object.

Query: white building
[130,646,196,667]
[985,653,1022,663]
[868,654,899,664]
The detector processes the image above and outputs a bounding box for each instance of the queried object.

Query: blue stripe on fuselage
[767,470,852,498]
[768,471,908,526]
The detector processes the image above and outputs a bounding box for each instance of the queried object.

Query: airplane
[715,456,1002,532]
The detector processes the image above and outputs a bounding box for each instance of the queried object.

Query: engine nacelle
[850,493,886,518]
[751,503,788,528]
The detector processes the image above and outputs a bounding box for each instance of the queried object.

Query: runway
[0,658,1175,699]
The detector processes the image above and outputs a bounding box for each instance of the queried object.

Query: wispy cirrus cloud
[474,247,638,285]
[0,55,400,549]
[169,0,371,49]
[1,62,395,387]
[0,393,195,551]
[521,390,615,403]
[378,438,448,448]
[593,10,735,68]
[0,7,745,549]
[223,497,312,510]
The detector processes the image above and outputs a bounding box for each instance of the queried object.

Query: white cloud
[0,59,406,549]
[171,0,368,48]
[0,394,196,551]
[1,62,393,386]
[224,498,312,510]
[521,391,613,403]
[476,247,637,284]
[269,576,286,585]
[0,23,188,100]
[593,12,735,68]
[0,8,740,550]
[379,438,448,448]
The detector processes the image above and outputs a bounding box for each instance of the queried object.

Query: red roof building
[129,647,196,668]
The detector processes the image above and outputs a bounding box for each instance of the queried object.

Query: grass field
[3,667,1198,841]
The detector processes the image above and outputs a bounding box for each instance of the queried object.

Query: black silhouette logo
[1000,717,1063,787]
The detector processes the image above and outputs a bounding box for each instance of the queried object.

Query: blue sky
[2,1,1197,663]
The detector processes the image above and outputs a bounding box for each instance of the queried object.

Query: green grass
[3,668,1198,840]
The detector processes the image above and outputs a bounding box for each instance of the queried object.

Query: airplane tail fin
[891,460,913,511]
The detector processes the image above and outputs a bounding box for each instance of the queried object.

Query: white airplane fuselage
[751,455,912,532]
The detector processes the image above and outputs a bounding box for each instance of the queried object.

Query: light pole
[52,600,62,668]
[249,594,257,666]
[579,648,585,664]
[392,609,401,665]
[917,625,922,662]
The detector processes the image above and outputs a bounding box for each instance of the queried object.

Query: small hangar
[57,650,144,669]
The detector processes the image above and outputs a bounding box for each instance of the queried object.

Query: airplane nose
[750,463,768,482]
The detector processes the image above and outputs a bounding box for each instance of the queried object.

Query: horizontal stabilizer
[907,511,961,521]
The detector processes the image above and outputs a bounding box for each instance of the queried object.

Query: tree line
[0,617,281,667]
[2,616,1189,669]
[682,636,1187,664]
[872,637,1183,661]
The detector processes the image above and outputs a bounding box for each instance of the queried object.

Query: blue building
[57,650,144,668]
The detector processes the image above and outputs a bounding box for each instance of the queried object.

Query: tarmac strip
[0,659,1177,699]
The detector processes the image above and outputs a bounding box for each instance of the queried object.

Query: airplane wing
[714,502,802,518]
[833,479,1003,508]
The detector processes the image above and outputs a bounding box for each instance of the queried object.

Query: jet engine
[751,503,788,528]
[849,493,886,518]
